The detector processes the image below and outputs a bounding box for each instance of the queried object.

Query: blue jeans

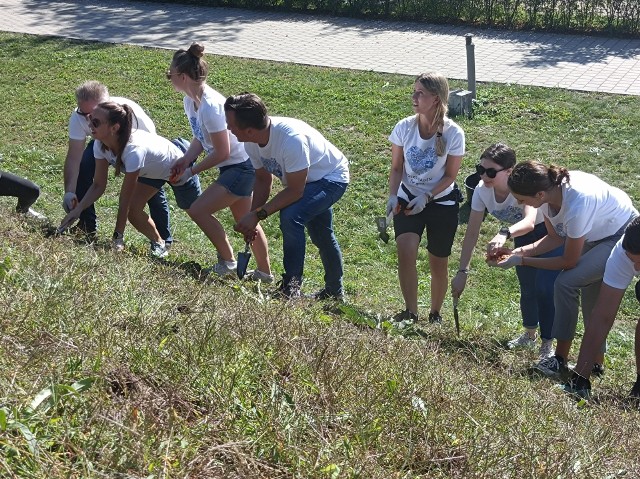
[76,140,172,243]
[514,222,563,340]
[279,179,348,294]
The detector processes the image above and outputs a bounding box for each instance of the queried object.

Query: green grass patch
[1,32,640,477]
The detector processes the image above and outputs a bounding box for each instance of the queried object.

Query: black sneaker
[311,288,344,301]
[561,372,592,399]
[391,310,418,327]
[428,311,442,324]
[535,354,568,379]
[629,381,640,401]
[591,363,605,377]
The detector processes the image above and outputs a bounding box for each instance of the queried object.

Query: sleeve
[245,143,263,170]
[565,195,597,238]
[470,183,488,212]
[603,241,637,290]
[68,112,89,141]
[93,140,106,160]
[446,123,465,156]
[122,143,144,173]
[281,135,310,174]
[388,119,405,147]
[200,100,227,135]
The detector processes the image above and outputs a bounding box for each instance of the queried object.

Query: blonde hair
[416,72,449,156]
[75,80,109,103]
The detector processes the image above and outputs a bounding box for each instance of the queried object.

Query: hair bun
[188,42,205,58]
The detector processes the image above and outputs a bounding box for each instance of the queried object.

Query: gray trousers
[552,228,628,352]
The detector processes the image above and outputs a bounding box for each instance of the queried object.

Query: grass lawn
[1,32,640,478]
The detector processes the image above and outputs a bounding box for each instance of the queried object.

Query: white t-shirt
[245,117,350,186]
[541,171,637,242]
[603,238,640,289]
[68,96,155,141]
[93,130,186,184]
[183,85,246,168]
[388,115,465,203]
[472,180,544,225]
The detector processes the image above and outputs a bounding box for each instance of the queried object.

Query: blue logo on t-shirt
[554,223,566,237]
[406,146,437,175]
[189,116,205,149]
[262,157,283,178]
[492,206,523,224]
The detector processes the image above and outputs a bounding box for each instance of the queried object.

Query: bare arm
[114,170,140,235]
[59,158,109,229]
[251,167,274,210]
[451,208,485,297]
[431,154,463,198]
[388,144,404,197]
[63,139,87,192]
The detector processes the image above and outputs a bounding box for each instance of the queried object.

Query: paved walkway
[1,0,640,95]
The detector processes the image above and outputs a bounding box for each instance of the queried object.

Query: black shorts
[393,197,459,258]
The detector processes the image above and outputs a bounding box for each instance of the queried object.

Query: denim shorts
[138,175,202,210]
[216,159,255,197]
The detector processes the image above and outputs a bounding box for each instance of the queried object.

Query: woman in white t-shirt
[386,72,465,325]
[492,161,638,378]
[59,102,201,257]
[451,144,561,358]
[167,42,272,280]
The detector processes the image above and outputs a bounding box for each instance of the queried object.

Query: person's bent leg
[147,187,172,245]
[128,183,163,243]
[76,141,97,233]
[428,253,449,314]
[0,171,40,212]
[582,280,606,365]
[186,183,236,262]
[228,196,271,275]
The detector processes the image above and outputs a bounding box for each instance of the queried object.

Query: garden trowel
[237,241,252,279]
[453,295,460,337]
[375,212,394,243]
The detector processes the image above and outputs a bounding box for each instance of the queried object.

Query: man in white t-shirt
[63,81,172,244]
[226,93,350,299]
[563,216,640,400]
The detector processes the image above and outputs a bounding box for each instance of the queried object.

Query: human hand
[243,230,257,244]
[234,212,260,237]
[58,209,80,233]
[487,254,522,270]
[487,233,507,258]
[386,195,399,218]
[173,166,193,185]
[450,271,468,298]
[405,193,432,216]
[169,157,189,184]
[62,192,78,213]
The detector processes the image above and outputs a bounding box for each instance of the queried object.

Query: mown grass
[1,32,640,478]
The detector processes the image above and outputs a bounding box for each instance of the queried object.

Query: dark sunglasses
[166,70,179,80]
[75,106,91,117]
[90,118,102,129]
[475,164,507,179]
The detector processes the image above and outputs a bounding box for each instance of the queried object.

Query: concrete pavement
[1,0,639,94]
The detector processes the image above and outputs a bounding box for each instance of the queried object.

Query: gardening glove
[493,254,522,270]
[63,192,78,213]
[112,231,125,252]
[405,193,432,216]
[386,194,398,218]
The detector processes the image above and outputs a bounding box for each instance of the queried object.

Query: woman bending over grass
[490,161,638,378]
[167,42,272,280]
[59,102,201,257]
[386,72,465,326]
[451,144,562,358]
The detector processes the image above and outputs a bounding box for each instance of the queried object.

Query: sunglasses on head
[475,164,507,179]
[90,118,102,129]
[75,106,91,117]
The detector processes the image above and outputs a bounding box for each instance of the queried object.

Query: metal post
[465,33,476,100]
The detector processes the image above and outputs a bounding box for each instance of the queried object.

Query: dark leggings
[0,170,40,212]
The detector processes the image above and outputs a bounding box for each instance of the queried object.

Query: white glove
[386,195,398,217]
[63,192,78,213]
[406,193,431,215]
[495,254,522,270]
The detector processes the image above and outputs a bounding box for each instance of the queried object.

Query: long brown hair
[508,161,570,197]
[96,101,137,176]
[416,72,449,156]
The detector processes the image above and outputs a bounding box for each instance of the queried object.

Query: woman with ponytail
[167,42,272,280]
[59,101,201,256]
[491,161,638,378]
[386,72,465,325]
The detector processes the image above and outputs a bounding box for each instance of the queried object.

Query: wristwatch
[499,226,511,240]
[256,207,268,221]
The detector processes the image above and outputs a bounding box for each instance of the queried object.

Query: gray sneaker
[246,269,275,283]
[535,354,568,379]
[211,260,237,278]
[149,241,169,259]
[508,331,537,350]
[538,339,554,360]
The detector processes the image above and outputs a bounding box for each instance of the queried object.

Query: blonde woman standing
[387,72,465,325]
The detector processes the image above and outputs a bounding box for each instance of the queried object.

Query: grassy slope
[1,33,640,478]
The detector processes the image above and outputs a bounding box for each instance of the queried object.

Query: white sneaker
[538,339,554,360]
[149,241,169,259]
[22,208,47,220]
[212,260,237,278]
[507,331,537,350]
[246,269,275,283]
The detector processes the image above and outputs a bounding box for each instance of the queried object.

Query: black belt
[401,183,464,204]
